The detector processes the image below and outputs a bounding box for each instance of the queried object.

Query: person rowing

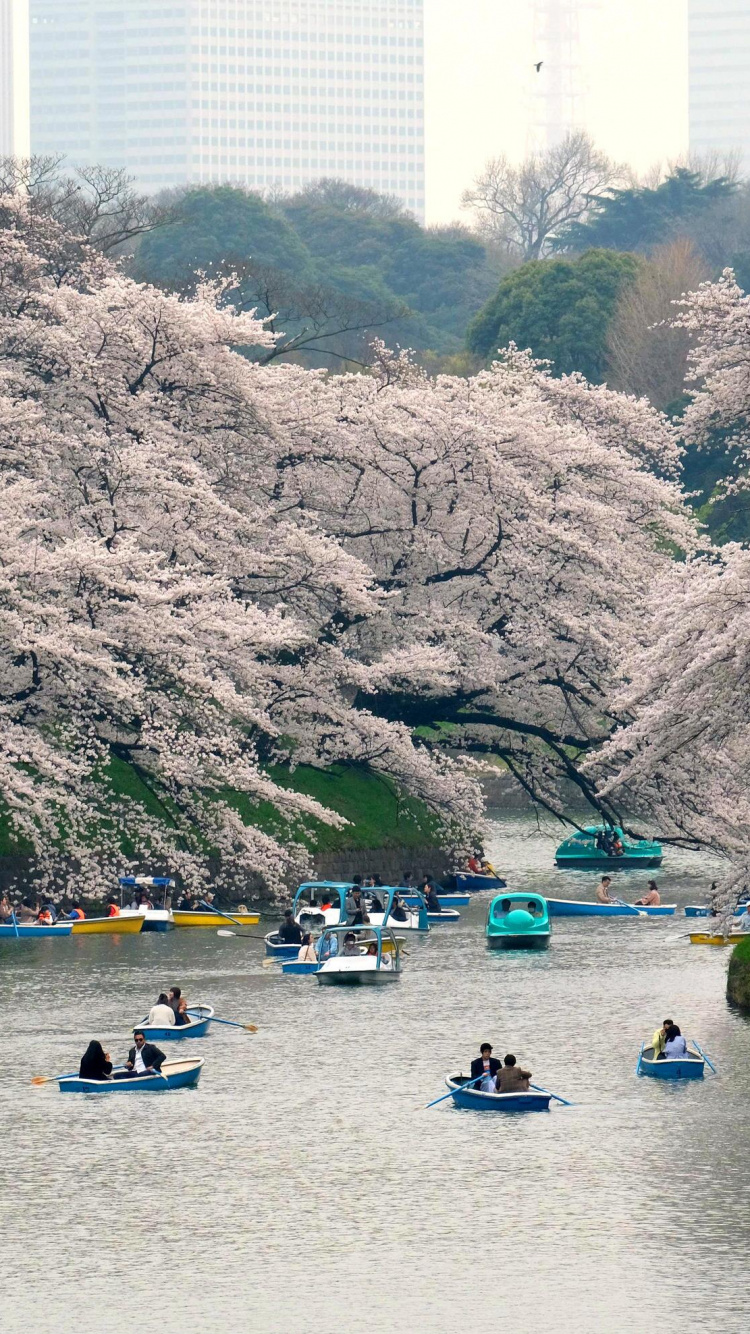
[119,1031,166,1079]
[278,908,303,945]
[470,1042,501,1092]
[422,878,442,914]
[596,876,614,904]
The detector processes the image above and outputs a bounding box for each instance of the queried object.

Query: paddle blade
[216,928,236,937]
[31,1076,50,1085]
[243,1023,259,1033]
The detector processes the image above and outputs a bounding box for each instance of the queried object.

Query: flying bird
[534,61,543,72]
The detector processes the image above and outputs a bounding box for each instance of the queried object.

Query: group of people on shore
[78,984,188,1081]
[470,1043,533,1093]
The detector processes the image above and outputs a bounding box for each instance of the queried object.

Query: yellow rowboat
[172,910,260,929]
[70,915,144,935]
[689,931,750,947]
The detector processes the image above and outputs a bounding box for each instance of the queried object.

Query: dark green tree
[557,168,737,255]
[466,248,641,382]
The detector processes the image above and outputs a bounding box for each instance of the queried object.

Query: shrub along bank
[727,935,750,1009]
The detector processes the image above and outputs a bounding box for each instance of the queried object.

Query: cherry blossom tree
[0,198,479,894]
[593,273,750,897]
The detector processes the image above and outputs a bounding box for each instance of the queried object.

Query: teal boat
[555,825,662,870]
[485,893,550,950]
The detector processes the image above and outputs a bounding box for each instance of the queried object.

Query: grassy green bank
[727,935,750,1009]
[0,760,451,895]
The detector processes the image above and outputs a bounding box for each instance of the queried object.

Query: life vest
[37,910,52,924]
[106,903,120,917]
[71,907,85,920]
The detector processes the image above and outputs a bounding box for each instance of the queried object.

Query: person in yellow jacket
[651,1017,673,1059]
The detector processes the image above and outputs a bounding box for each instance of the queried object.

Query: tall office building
[689,0,750,168]
[0,0,30,157]
[29,0,425,217]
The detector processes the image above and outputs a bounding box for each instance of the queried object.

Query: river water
[2,812,749,1334]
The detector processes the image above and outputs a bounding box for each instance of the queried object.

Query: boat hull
[685,905,745,918]
[689,932,750,946]
[265,932,302,959]
[454,873,507,892]
[546,899,676,917]
[316,968,400,986]
[0,922,72,938]
[281,960,320,975]
[402,892,469,908]
[637,1047,704,1079]
[487,933,550,950]
[137,1005,214,1040]
[555,854,662,869]
[173,910,260,929]
[58,1058,203,1092]
[70,915,143,935]
[445,1076,550,1112]
[119,909,174,933]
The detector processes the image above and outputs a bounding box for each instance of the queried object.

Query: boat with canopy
[118,876,175,931]
[555,825,662,870]
[316,923,402,986]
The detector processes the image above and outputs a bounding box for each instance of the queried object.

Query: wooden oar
[424,1073,487,1109]
[635,1040,645,1074]
[690,1039,717,1073]
[529,1082,574,1106]
[217,928,268,940]
[207,1015,258,1033]
[199,901,263,936]
[31,1071,76,1086]
[612,897,647,918]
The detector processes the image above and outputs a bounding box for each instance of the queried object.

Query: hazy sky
[424,0,689,225]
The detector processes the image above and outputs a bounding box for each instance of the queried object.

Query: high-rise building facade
[29,0,425,217]
[689,0,750,168]
[0,0,30,157]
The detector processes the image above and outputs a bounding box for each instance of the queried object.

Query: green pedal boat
[485,893,551,950]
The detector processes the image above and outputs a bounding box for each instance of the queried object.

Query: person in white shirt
[147,992,175,1026]
[297,933,318,962]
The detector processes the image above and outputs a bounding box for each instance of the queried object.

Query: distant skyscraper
[0,0,30,157]
[689,0,750,168]
[29,0,425,218]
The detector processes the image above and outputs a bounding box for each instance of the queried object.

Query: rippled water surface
[2,812,749,1334]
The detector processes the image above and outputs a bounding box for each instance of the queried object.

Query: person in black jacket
[278,909,303,945]
[123,1031,166,1077]
[470,1043,501,1089]
[79,1040,113,1081]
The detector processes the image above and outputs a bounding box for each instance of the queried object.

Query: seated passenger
[651,1017,673,1060]
[369,890,384,913]
[79,1040,113,1082]
[320,897,333,913]
[278,909,304,945]
[341,932,360,956]
[316,931,338,961]
[147,993,176,1027]
[737,904,750,932]
[467,855,482,874]
[16,900,38,921]
[297,932,318,962]
[634,880,660,906]
[389,893,408,923]
[496,1054,532,1093]
[663,1024,688,1059]
[175,997,191,1026]
[497,898,512,916]
[105,898,120,917]
[0,893,12,922]
[526,900,541,917]
[64,902,85,921]
[36,906,53,925]
[611,836,624,856]
[424,880,442,913]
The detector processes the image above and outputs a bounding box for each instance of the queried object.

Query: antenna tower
[530,0,600,150]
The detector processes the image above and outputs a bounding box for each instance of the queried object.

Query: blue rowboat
[136,1004,214,1040]
[0,922,72,938]
[444,1074,551,1112]
[685,904,746,918]
[58,1057,203,1093]
[281,960,320,975]
[265,931,301,959]
[555,825,662,870]
[454,872,507,893]
[546,898,676,918]
[402,892,469,908]
[486,893,550,949]
[636,1044,704,1080]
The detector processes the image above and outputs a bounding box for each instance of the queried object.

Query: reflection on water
[2,813,749,1334]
